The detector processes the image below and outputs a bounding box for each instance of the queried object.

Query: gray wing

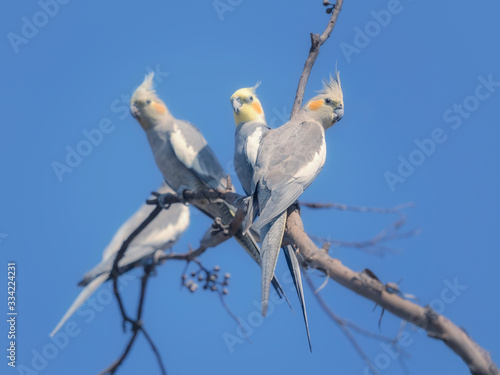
[253,120,326,230]
[170,119,228,190]
[81,189,189,285]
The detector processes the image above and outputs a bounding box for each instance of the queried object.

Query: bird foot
[147,191,180,209]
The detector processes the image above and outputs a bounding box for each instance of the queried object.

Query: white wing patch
[246,127,264,168]
[293,137,326,185]
[130,209,188,254]
[171,122,199,168]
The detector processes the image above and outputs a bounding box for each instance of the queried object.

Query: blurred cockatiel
[51,183,189,337]
[249,72,344,325]
[129,73,287,300]
[231,84,312,350]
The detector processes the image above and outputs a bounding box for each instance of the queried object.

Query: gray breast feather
[234,122,270,195]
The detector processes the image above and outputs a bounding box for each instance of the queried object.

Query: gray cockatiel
[129,73,287,301]
[51,183,189,337]
[231,85,312,350]
[250,72,344,325]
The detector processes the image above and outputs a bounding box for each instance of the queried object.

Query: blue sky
[2,0,500,374]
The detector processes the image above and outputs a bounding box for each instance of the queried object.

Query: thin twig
[300,201,414,213]
[112,276,132,332]
[98,329,139,375]
[216,290,249,339]
[137,267,167,375]
[101,267,166,375]
[110,205,163,280]
[304,272,380,374]
[141,327,167,375]
[310,230,420,254]
[291,0,344,117]
[308,205,419,256]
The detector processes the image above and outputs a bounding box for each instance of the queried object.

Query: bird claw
[159,193,173,209]
[211,217,230,236]
[146,191,160,206]
[153,192,177,209]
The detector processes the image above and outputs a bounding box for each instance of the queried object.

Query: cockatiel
[51,183,189,337]
[231,83,269,196]
[231,84,311,350]
[250,72,344,323]
[130,73,287,301]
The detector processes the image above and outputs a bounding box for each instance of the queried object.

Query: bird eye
[146,99,151,104]
[325,98,332,104]
[249,96,254,102]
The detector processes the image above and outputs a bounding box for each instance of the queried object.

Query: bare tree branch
[102,192,246,374]
[148,183,499,373]
[100,266,166,375]
[286,207,499,375]
[286,6,498,367]
[110,205,163,280]
[291,0,344,117]
[117,180,499,374]
[158,218,242,264]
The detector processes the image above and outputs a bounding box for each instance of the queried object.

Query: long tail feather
[260,211,287,316]
[284,245,312,351]
[50,273,108,337]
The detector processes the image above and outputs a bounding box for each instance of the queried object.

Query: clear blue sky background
[2,0,499,374]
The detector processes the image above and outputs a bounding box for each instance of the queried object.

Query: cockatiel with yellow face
[249,73,344,327]
[231,84,312,350]
[130,73,288,300]
[231,83,269,196]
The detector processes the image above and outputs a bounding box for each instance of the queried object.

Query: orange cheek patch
[152,102,166,114]
[252,101,263,114]
[308,100,323,111]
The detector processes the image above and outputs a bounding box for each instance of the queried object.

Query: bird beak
[232,97,242,114]
[334,106,344,123]
[130,103,140,118]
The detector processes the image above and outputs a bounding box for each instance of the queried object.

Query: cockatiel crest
[130,72,170,130]
[304,71,344,129]
[231,82,266,126]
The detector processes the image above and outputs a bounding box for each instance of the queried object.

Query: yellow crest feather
[319,70,343,102]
